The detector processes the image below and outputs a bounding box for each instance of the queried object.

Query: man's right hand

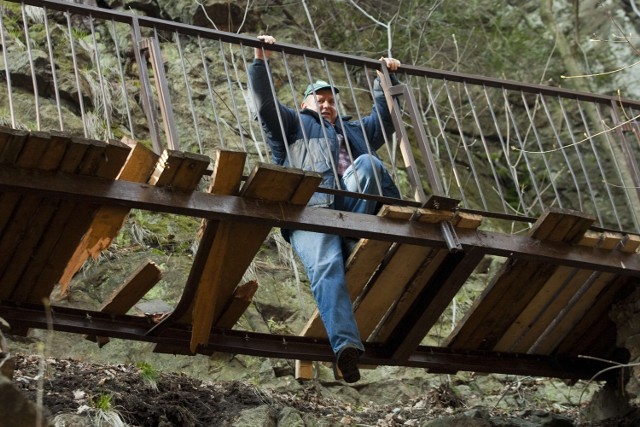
[255,35,276,60]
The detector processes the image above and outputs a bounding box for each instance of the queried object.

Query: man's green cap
[303,80,339,98]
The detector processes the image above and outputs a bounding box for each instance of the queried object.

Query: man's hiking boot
[335,345,360,383]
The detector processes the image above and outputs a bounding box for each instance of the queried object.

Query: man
[248,35,402,383]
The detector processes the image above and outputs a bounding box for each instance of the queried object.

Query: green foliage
[137,361,160,391]
[92,393,113,411]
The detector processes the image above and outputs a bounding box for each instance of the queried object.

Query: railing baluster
[65,10,88,138]
[198,36,225,150]
[582,103,623,229]
[0,0,639,232]
[519,91,563,208]
[0,9,16,128]
[89,14,111,139]
[43,7,63,131]
[21,4,40,130]
[219,40,247,161]
[424,77,468,205]
[539,95,582,211]
[443,80,486,210]
[558,97,603,225]
[502,88,544,214]
[464,82,509,214]
[176,32,202,154]
[111,19,135,140]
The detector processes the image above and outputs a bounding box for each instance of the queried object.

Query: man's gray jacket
[248,59,401,208]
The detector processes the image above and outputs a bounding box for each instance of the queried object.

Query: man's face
[302,89,337,124]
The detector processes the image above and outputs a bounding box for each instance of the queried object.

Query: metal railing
[2,0,640,233]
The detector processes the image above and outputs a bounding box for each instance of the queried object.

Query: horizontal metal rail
[0,301,617,380]
[1,0,640,233]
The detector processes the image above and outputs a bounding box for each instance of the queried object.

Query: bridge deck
[0,127,638,381]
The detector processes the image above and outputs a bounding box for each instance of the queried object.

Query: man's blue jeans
[290,154,389,354]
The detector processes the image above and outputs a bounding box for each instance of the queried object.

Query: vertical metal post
[131,18,162,153]
[378,65,443,201]
[141,34,180,151]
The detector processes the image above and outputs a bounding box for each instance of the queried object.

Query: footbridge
[1,0,640,381]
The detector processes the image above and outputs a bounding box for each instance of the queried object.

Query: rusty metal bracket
[424,195,462,252]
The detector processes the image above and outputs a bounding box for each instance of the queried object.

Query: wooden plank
[165,151,247,328]
[38,131,70,171]
[388,249,486,361]
[0,133,61,296]
[118,137,160,182]
[555,277,630,356]
[493,231,603,353]
[372,214,484,346]
[452,212,483,229]
[15,132,51,169]
[11,203,75,301]
[77,136,109,173]
[299,206,412,339]
[444,210,594,350]
[240,163,304,200]
[0,199,59,300]
[20,138,131,303]
[149,150,183,186]
[294,360,315,380]
[100,261,163,314]
[495,267,595,353]
[528,270,618,355]
[208,150,247,195]
[618,234,640,254]
[189,164,311,352]
[371,249,449,342]
[167,151,210,191]
[215,280,259,329]
[58,141,160,293]
[87,261,162,345]
[0,126,29,164]
[95,138,133,179]
[61,136,96,174]
[353,242,434,340]
[0,131,47,238]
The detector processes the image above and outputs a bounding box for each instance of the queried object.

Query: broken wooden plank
[162,150,248,330]
[189,164,313,352]
[16,137,131,303]
[215,280,259,329]
[87,261,163,346]
[58,141,161,293]
[101,261,163,315]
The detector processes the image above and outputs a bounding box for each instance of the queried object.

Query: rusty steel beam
[1,167,640,275]
[0,302,617,380]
